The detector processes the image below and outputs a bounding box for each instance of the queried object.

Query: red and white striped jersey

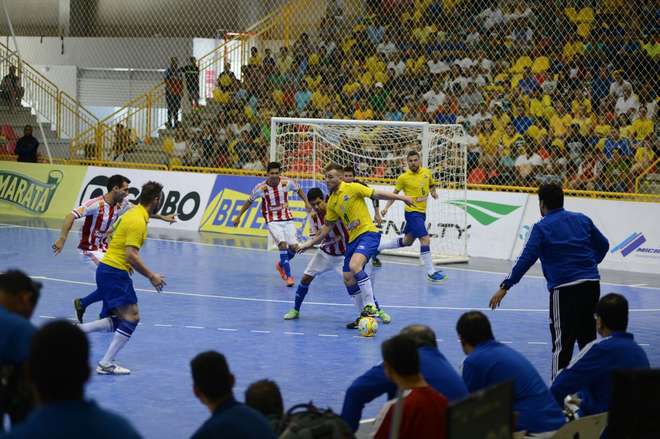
[310,208,349,256]
[72,196,132,251]
[249,178,299,223]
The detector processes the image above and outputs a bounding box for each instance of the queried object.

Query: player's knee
[277,242,288,250]
[301,274,314,285]
[343,272,355,284]
[419,235,430,246]
[402,235,415,246]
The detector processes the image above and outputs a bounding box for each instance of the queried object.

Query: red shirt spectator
[373,386,448,439]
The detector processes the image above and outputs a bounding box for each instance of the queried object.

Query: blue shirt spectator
[518,73,541,95]
[462,340,566,433]
[512,115,533,134]
[341,325,468,432]
[294,87,312,113]
[550,293,650,416]
[591,68,612,103]
[5,400,141,439]
[436,113,457,124]
[191,397,275,439]
[603,137,632,159]
[0,304,35,365]
[15,125,39,163]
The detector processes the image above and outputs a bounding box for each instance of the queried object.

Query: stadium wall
[1,163,658,274]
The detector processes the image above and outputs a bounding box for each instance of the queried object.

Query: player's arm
[294,181,313,212]
[372,189,414,206]
[379,189,401,216]
[341,364,397,432]
[52,213,76,254]
[589,218,609,263]
[125,246,166,291]
[550,344,604,408]
[151,213,177,224]
[231,190,259,227]
[489,223,543,309]
[298,221,335,252]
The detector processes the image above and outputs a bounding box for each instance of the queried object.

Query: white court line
[639,343,651,346]
[38,315,55,319]
[360,418,376,424]
[4,222,659,291]
[500,341,513,344]
[284,331,304,335]
[250,330,271,334]
[29,275,660,313]
[154,324,173,327]
[184,325,204,329]
[527,341,548,345]
[217,328,238,332]
[630,283,647,287]
[318,333,339,337]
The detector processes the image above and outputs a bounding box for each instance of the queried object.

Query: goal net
[270,117,468,264]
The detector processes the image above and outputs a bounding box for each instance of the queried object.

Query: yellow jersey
[326,182,378,243]
[395,167,435,213]
[102,204,149,272]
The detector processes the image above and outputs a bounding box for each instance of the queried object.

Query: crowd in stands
[161,0,658,192]
[1,269,651,438]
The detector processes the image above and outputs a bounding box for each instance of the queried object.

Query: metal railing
[0,41,98,140]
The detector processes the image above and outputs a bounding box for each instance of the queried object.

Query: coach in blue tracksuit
[489,183,609,378]
[550,293,649,416]
[340,324,468,432]
[457,311,566,434]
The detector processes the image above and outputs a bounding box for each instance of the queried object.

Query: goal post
[270,117,469,264]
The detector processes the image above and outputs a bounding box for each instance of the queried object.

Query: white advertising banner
[372,185,529,260]
[77,166,215,231]
[513,196,660,274]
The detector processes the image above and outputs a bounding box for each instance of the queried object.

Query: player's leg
[73,250,106,323]
[97,303,139,375]
[377,232,415,251]
[549,287,578,380]
[284,273,315,320]
[418,234,446,283]
[270,222,294,286]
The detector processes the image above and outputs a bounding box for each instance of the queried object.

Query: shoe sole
[96,368,130,375]
[427,277,448,284]
[283,314,299,320]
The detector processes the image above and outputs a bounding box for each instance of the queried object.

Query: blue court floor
[1,219,659,438]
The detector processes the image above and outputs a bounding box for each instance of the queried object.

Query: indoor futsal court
[2,215,658,438]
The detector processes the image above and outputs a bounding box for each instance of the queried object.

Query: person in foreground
[550,293,649,416]
[341,324,467,432]
[489,183,609,379]
[4,321,141,438]
[371,334,448,439]
[457,311,565,436]
[190,351,275,439]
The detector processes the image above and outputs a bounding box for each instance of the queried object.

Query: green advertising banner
[0,162,87,218]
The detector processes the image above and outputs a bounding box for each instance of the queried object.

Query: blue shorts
[96,263,137,318]
[343,231,381,272]
[403,211,429,239]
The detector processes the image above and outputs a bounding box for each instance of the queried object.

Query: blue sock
[421,245,430,253]
[287,249,296,261]
[279,251,292,277]
[80,289,102,309]
[346,283,360,296]
[116,319,138,338]
[294,281,310,311]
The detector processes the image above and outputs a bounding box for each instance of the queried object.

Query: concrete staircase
[0,104,70,159]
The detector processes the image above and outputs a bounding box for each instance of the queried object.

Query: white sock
[350,293,363,313]
[357,276,376,309]
[79,317,113,333]
[378,237,402,251]
[421,250,435,275]
[100,331,130,365]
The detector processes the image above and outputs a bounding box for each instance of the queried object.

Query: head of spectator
[8,65,16,77]
[23,124,33,138]
[382,334,425,388]
[189,56,197,67]
[609,126,620,141]
[170,57,178,69]
[28,321,89,403]
[595,293,629,337]
[191,351,234,413]
[612,70,623,86]
[537,182,564,216]
[138,181,163,215]
[622,84,633,100]
[245,379,283,421]
[399,324,438,348]
[456,311,495,355]
[0,269,41,319]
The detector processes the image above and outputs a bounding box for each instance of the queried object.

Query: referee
[489,183,609,379]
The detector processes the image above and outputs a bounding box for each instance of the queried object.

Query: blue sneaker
[427,271,447,283]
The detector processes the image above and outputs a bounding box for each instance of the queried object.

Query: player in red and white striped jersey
[52,174,176,323]
[283,187,375,321]
[232,162,311,287]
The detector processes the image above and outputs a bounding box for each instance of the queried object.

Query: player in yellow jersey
[298,164,413,328]
[379,150,447,283]
[78,181,166,375]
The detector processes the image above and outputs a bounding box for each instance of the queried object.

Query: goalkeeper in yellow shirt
[379,150,447,283]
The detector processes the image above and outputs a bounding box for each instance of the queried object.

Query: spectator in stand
[550,293,650,416]
[600,148,631,192]
[565,123,587,165]
[631,106,653,140]
[514,142,543,185]
[477,4,504,32]
[371,334,449,439]
[341,324,467,432]
[15,125,39,163]
[603,127,632,159]
[4,321,141,439]
[241,148,265,171]
[190,351,275,439]
[294,82,312,114]
[248,47,261,66]
[458,81,484,112]
[571,148,603,190]
[112,124,130,161]
[608,70,631,98]
[377,32,398,57]
[631,138,656,175]
[518,67,541,95]
[422,79,446,114]
[276,46,293,75]
[244,379,283,433]
[262,48,276,75]
[591,65,612,113]
[0,270,40,431]
[0,65,23,112]
[468,154,498,184]
[164,57,183,128]
[456,311,566,435]
[615,84,640,116]
[183,57,200,109]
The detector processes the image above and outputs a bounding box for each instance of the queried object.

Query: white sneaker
[96,362,131,375]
